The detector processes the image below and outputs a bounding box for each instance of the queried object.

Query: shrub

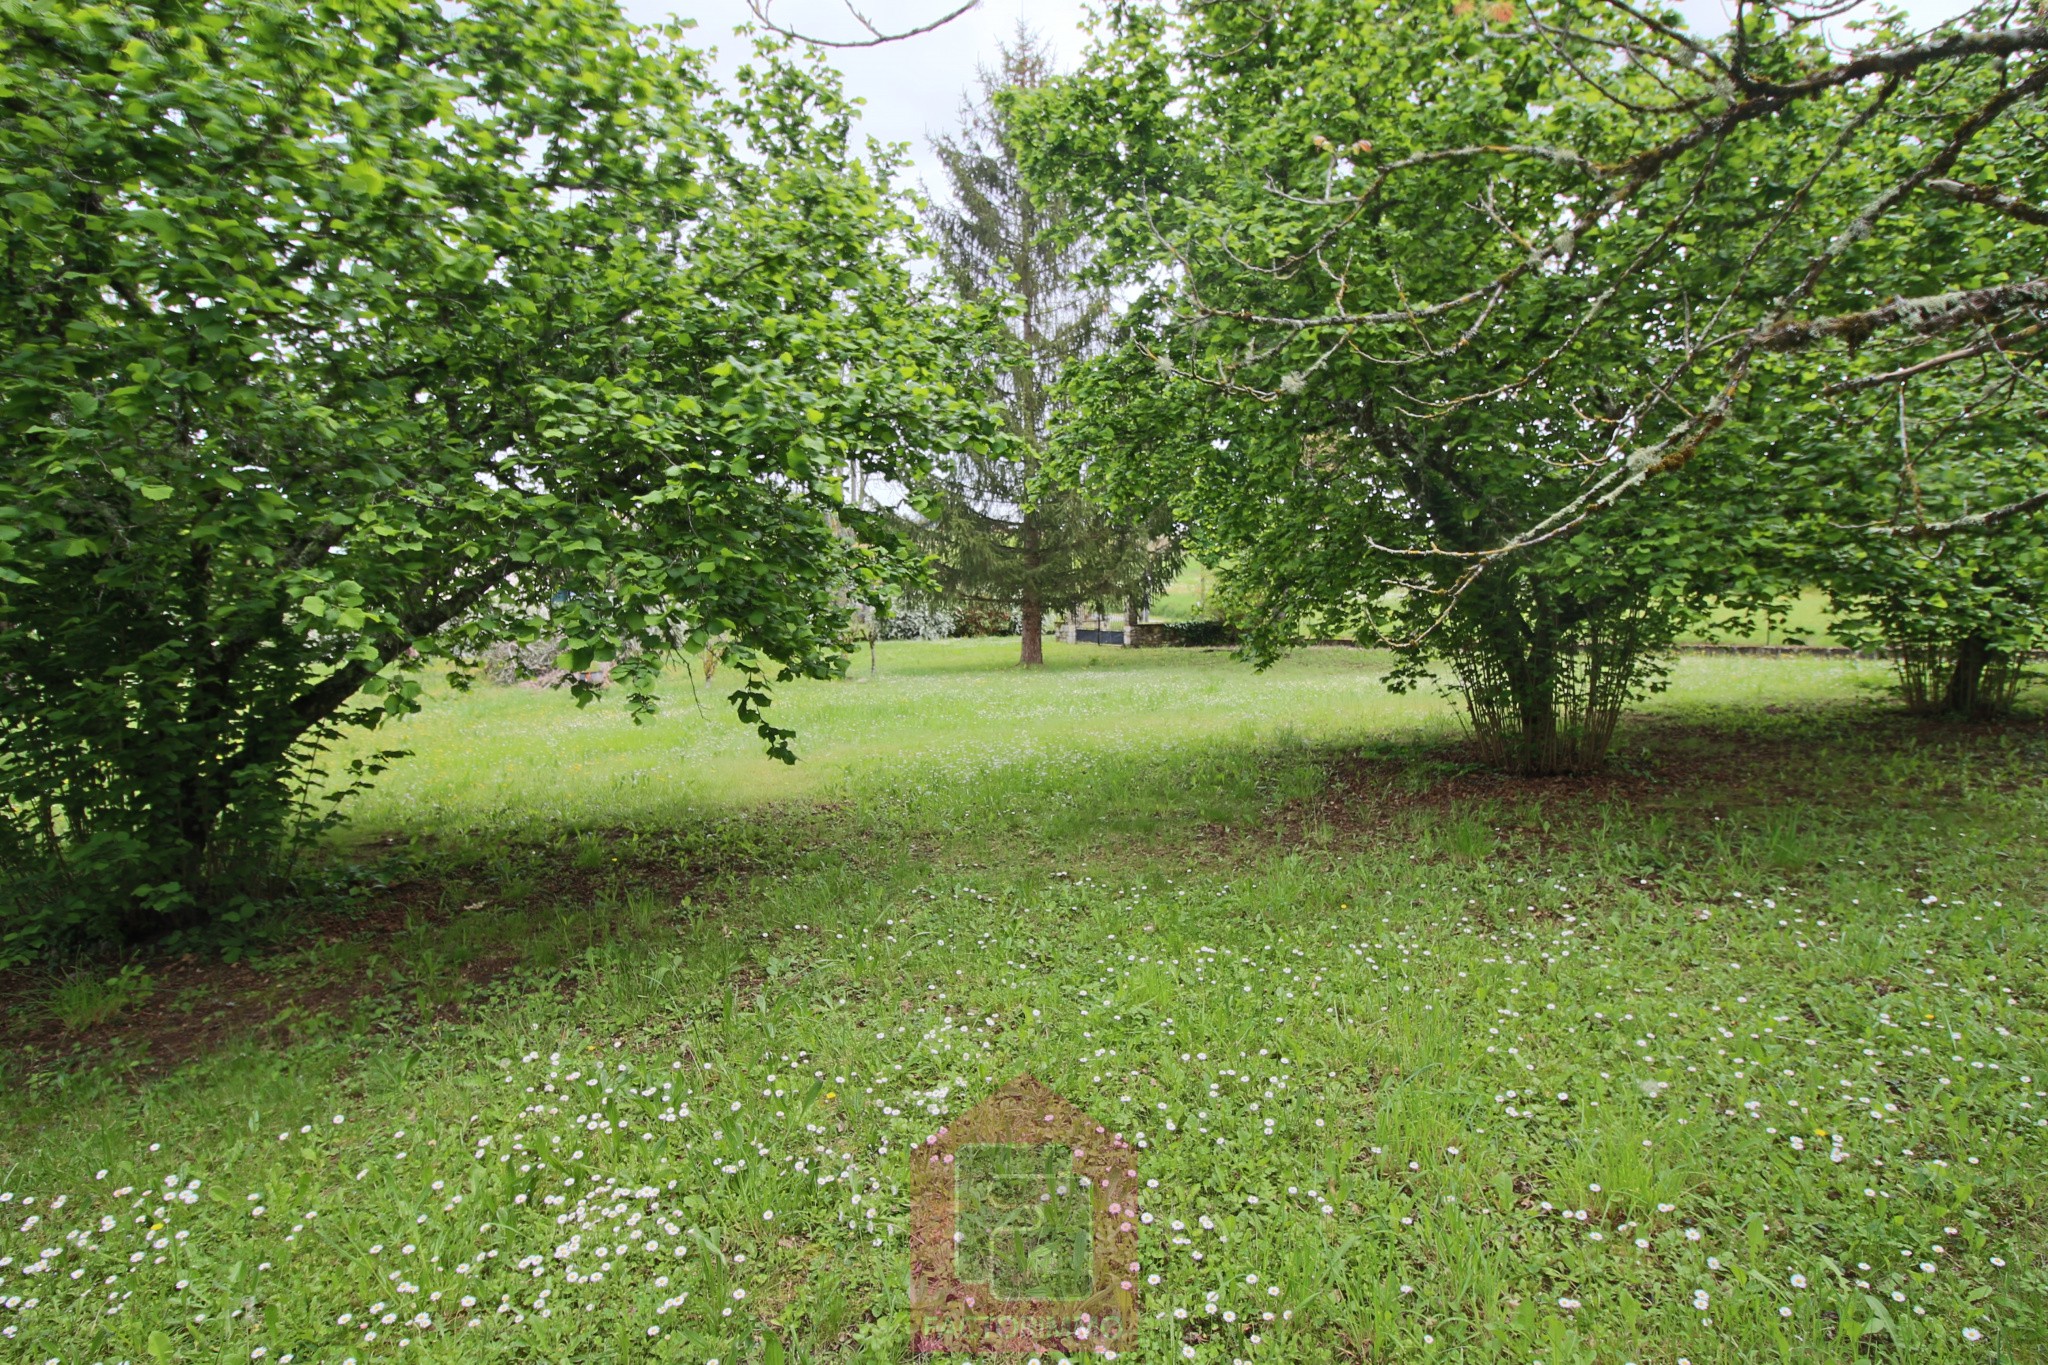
[0,0,984,955]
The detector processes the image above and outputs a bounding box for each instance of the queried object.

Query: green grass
[1681,588,1844,648]
[1147,563,1218,622]
[2,644,2044,1364]
[326,641,1888,840]
[1146,570,1839,645]
[40,964,154,1035]
[330,641,1466,840]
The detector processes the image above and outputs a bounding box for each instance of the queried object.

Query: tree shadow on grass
[5,696,2039,1087]
[1255,698,2047,885]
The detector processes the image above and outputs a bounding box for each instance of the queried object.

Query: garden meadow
[5,0,2048,1361]
[3,643,2045,1362]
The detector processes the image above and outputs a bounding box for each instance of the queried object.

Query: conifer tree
[916,32,1177,666]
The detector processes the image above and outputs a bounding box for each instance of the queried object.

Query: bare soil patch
[0,850,716,1080]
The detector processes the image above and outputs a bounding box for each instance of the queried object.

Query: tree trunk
[1513,616,1564,774]
[1449,572,1637,775]
[1020,509,1044,666]
[1020,587,1045,666]
[1944,633,1989,716]
[1514,679,1559,774]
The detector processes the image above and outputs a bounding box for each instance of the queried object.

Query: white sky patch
[624,1,1096,198]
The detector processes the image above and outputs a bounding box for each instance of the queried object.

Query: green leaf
[341,159,387,196]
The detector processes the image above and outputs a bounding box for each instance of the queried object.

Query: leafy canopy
[0,0,989,945]
[1008,0,2046,764]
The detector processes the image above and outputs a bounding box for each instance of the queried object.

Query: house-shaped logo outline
[908,1074,1143,1356]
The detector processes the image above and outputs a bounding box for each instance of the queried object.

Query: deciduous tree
[1014,0,2047,768]
[0,0,986,950]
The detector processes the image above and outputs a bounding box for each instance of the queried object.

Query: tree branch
[1870,488,2048,537]
[1732,23,2048,99]
[1820,323,2043,393]
[1755,279,2048,352]
[745,0,981,48]
[1926,176,2048,226]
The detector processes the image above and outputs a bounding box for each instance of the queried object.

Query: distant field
[1681,587,1844,647]
[329,641,1894,839]
[1146,561,1219,622]
[3,644,2043,1364]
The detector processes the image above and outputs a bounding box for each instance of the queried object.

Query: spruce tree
[917,32,1176,666]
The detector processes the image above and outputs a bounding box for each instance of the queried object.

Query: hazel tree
[0,0,989,946]
[1013,0,2047,770]
[1045,0,2047,547]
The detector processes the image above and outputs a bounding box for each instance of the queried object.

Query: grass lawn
[1146,564,1218,623]
[1678,589,1844,649]
[2,643,2044,1364]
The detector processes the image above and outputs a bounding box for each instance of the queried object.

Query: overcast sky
[619,0,1096,196]
[624,0,1990,201]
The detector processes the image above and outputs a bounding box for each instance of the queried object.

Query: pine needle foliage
[914,32,1177,666]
